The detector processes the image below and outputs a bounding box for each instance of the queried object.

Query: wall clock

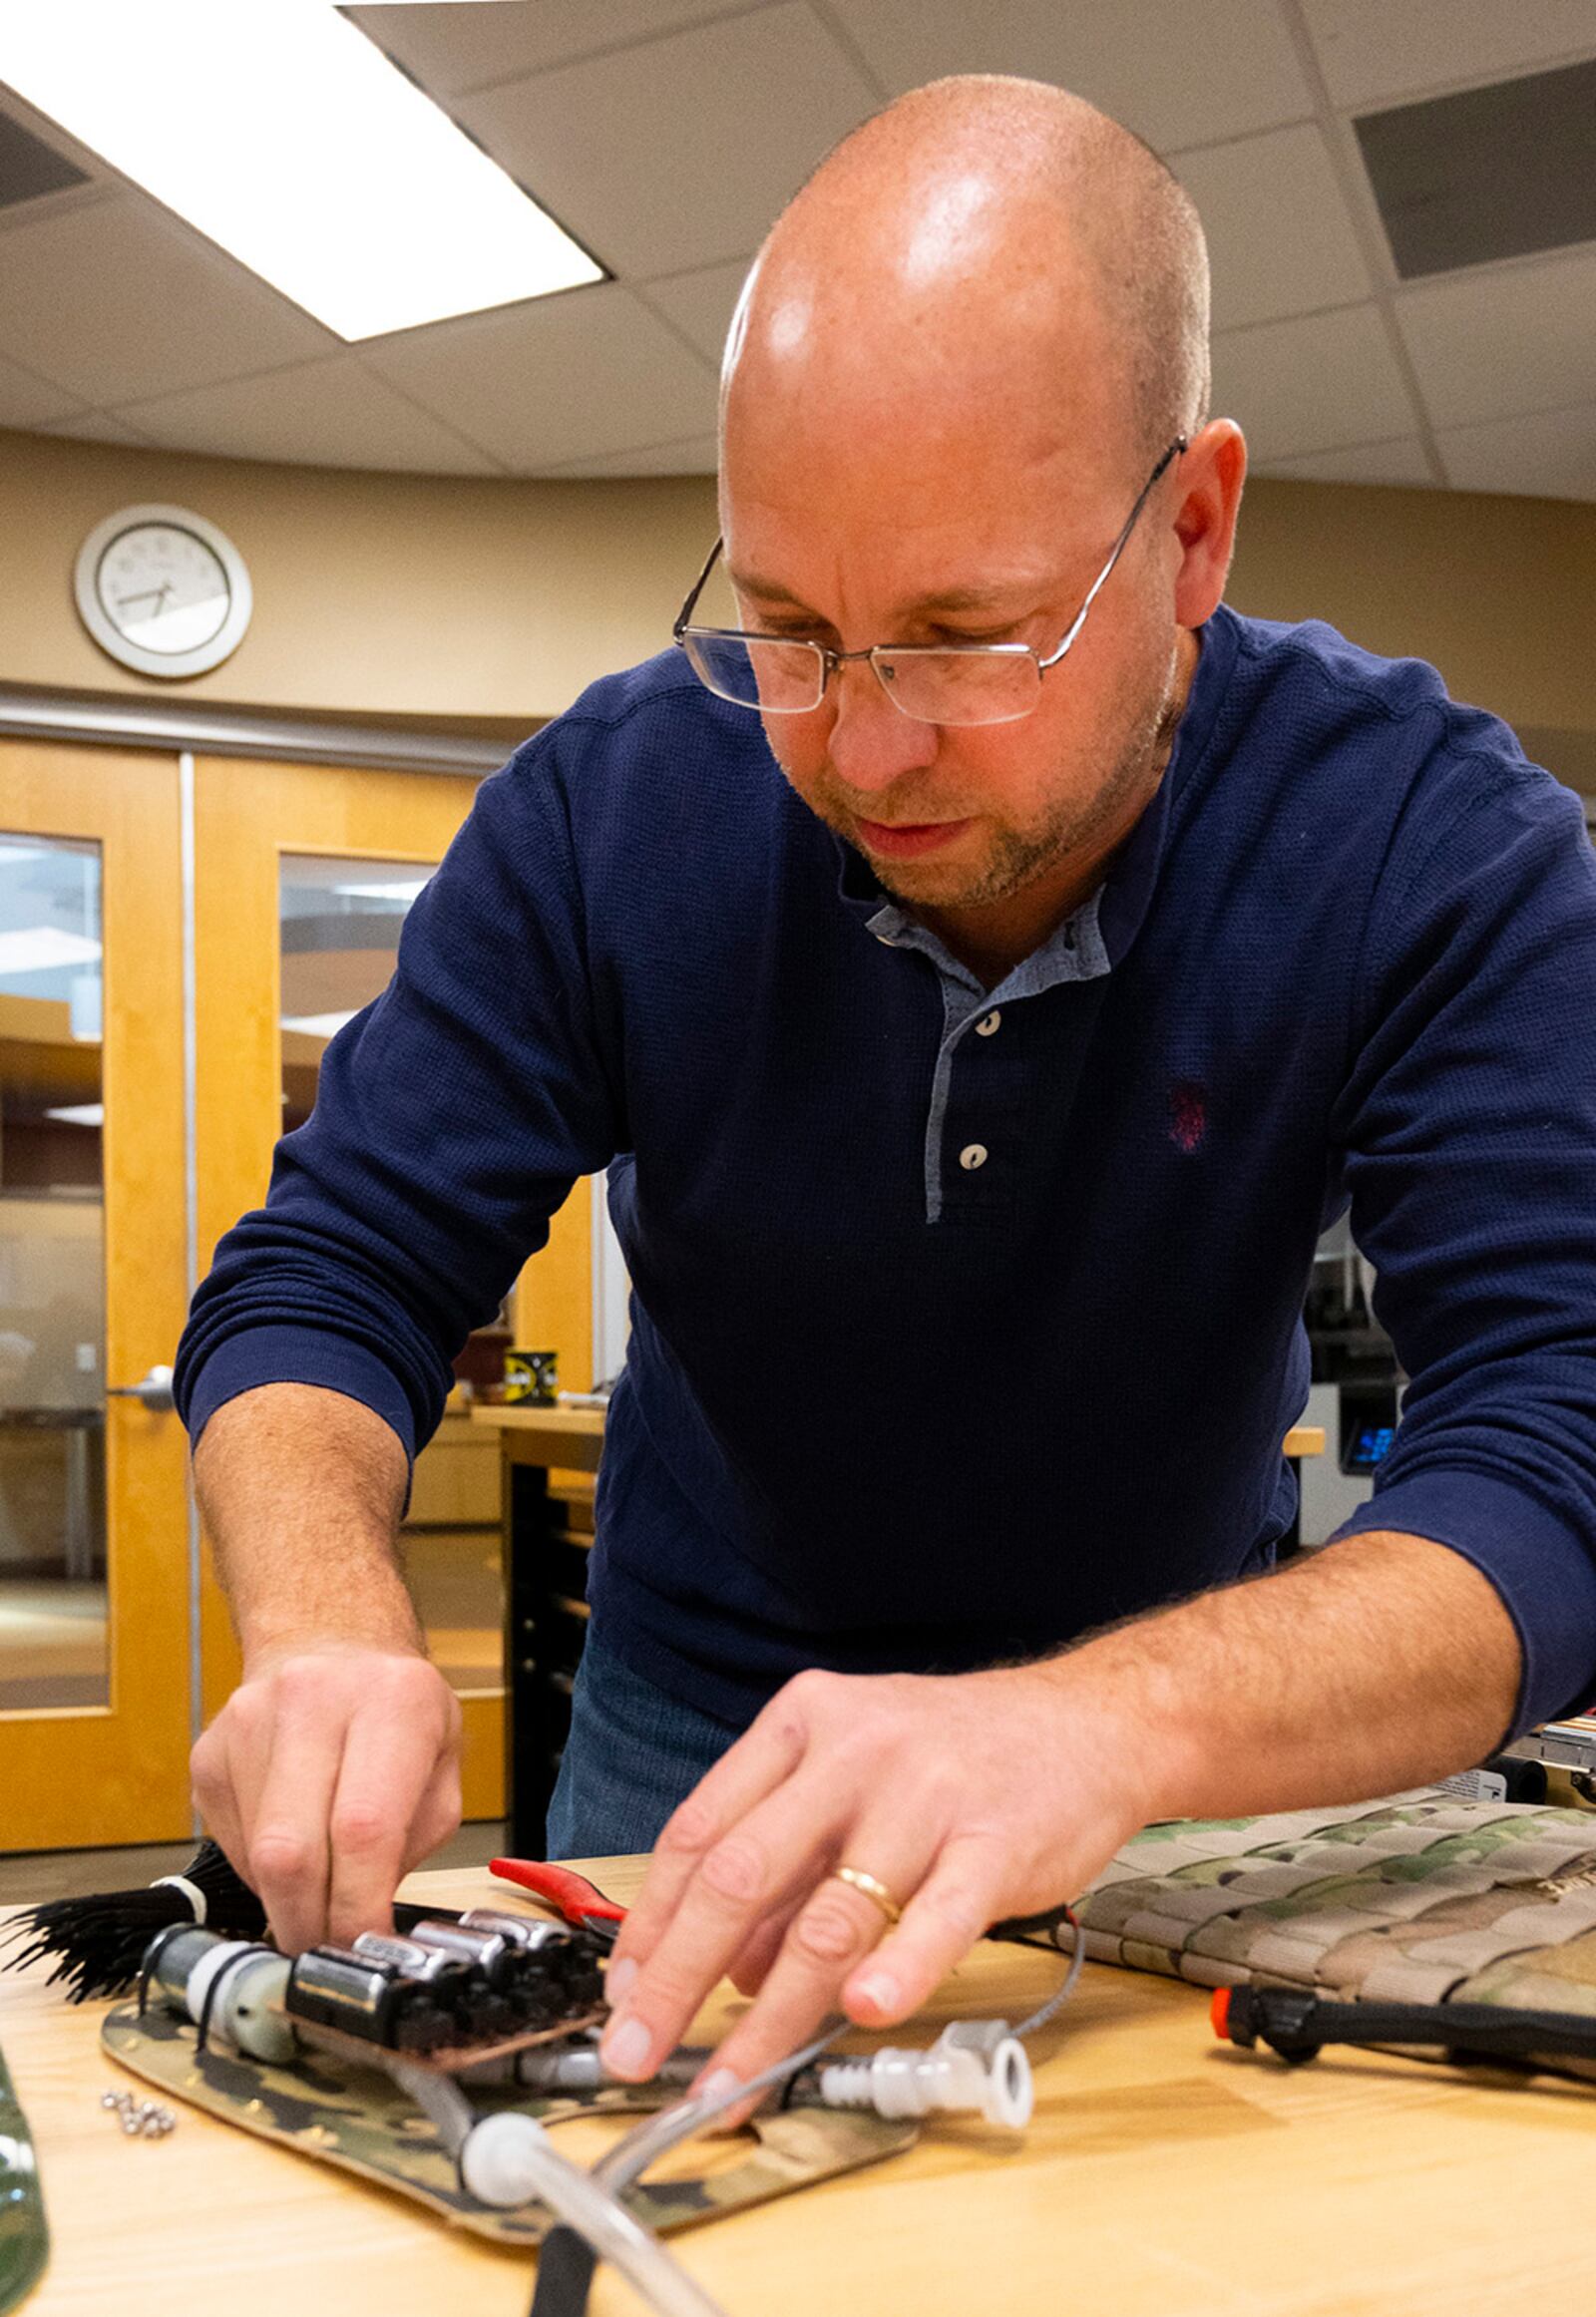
[74,503,252,679]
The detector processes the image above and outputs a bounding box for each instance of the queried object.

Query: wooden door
[0,740,192,1846]
[193,755,593,1821]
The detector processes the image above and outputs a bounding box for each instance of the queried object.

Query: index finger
[232,1703,340,1954]
[600,1762,851,2079]
[609,1693,810,1978]
[325,1697,453,1946]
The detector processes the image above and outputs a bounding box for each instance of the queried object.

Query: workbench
[473,1405,1326,1854]
[5,1850,1593,2316]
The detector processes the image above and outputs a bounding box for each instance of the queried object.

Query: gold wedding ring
[830,1865,904,1926]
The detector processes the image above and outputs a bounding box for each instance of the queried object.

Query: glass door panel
[195,754,598,1824]
[0,742,191,1850]
[276,853,507,1701]
[0,835,107,1712]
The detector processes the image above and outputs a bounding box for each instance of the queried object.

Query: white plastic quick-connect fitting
[818,2027,1032,2127]
[459,2111,553,2207]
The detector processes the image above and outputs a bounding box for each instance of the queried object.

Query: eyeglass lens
[682,633,1043,727]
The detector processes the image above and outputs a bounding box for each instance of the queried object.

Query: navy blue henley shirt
[176,604,1596,1737]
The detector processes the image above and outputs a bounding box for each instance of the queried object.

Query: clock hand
[114,586,169,611]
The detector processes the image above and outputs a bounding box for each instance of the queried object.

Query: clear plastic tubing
[457,2113,730,2317]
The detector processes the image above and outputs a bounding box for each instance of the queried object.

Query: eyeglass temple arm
[672,537,726,638]
[1037,436,1187,673]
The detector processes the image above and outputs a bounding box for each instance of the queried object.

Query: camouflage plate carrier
[1078,1791,1596,2077]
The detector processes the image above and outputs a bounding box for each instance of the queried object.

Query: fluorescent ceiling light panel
[282,1010,358,1039]
[46,1104,104,1128]
[331,879,430,903]
[0,929,102,973]
[0,2,603,340]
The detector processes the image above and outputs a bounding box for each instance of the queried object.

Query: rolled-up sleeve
[176,724,620,1461]
[1328,741,1596,1735]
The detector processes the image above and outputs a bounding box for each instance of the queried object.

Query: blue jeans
[545,1629,745,1859]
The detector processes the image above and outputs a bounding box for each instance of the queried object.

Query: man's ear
[1171,420,1247,629]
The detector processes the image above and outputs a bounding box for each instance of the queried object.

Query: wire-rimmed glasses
[672,437,1186,728]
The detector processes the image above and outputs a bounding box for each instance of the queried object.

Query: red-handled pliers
[490,1858,627,1942]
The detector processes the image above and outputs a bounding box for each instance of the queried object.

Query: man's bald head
[723,75,1209,479]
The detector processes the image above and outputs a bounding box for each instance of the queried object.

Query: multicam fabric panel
[1078,1794,1596,2021]
[102,2001,919,2244]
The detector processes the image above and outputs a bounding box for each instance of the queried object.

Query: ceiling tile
[1210,303,1415,462]
[640,257,754,367]
[0,102,89,210]
[1255,436,1435,485]
[1396,248,1596,429]
[1176,125,1373,332]
[825,0,1314,151]
[0,194,331,405]
[1438,402,1596,504]
[453,5,880,278]
[36,409,152,446]
[362,282,716,470]
[1301,0,1596,109]
[545,432,720,478]
[115,357,501,474]
[0,349,83,427]
[346,1,762,95]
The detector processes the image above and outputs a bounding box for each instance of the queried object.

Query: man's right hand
[190,1639,463,1955]
[186,1383,458,1951]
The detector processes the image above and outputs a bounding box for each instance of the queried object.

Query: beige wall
[1227,480,1596,797]
[0,427,716,734]
[2,426,1593,788]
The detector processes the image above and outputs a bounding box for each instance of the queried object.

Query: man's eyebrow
[725,569,1037,615]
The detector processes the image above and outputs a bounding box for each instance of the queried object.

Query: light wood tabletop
[471,1401,606,1471]
[5,1851,1594,2316]
[472,1405,1329,1461]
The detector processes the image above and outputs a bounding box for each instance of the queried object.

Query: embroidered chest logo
[1168,1080,1208,1154]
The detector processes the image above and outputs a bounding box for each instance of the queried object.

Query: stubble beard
[804,630,1186,912]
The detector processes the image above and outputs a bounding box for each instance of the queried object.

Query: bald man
[179,78,1596,2102]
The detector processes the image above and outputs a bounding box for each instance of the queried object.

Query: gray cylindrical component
[512,2040,605,2092]
[145,1926,295,2063]
[352,1931,465,1985]
[406,1920,514,1982]
[460,1908,572,1955]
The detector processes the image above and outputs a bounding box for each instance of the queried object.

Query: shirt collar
[863,886,1108,1000]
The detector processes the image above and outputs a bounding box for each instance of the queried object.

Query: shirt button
[976,1010,1001,1036]
[960,1143,988,1171]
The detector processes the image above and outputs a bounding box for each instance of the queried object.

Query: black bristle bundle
[0,1839,266,2002]
[1,1838,466,2002]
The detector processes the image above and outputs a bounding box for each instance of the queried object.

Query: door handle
[106,1362,175,1413]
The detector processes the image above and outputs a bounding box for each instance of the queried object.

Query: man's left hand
[597,1659,1146,2101]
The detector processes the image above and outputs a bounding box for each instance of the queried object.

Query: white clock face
[96,520,230,655]
[75,503,251,679]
